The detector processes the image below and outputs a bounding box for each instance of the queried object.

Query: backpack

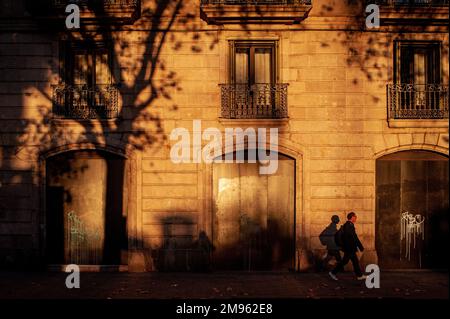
[334,226,344,248]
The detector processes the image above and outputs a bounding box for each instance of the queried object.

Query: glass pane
[73,52,89,85]
[400,46,413,84]
[414,51,426,84]
[255,48,271,84]
[95,52,110,85]
[235,48,248,84]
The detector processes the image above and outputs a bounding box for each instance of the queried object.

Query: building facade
[0,0,448,271]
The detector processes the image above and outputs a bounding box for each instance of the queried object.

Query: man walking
[329,212,367,281]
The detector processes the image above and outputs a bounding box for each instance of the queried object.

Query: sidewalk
[0,271,447,299]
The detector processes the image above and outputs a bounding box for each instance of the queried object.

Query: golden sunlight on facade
[0,0,448,272]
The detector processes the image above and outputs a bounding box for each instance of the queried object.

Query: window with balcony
[53,42,119,119]
[220,40,288,119]
[388,41,448,120]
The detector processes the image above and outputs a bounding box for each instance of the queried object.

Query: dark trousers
[331,251,363,277]
[323,249,342,265]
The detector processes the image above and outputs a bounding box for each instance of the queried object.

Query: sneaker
[329,272,338,281]
[357,275,367,280]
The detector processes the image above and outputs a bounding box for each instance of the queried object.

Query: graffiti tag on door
[400,211,425,267]
[66,211,102,264]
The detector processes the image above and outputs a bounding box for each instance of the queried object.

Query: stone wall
[0,0,448,270]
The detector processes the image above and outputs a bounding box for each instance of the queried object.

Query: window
[53,42,118,119]
[231,41,277,85]
[62,42,112,87]
[220,40,288,119]
[387,41,447,120]
[395,41,440,85]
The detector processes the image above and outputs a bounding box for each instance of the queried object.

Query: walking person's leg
[322,252,332,271]
[333,252,350,274]
[329,251,350,280]
[330,249,342,263]
[349,252,363,277]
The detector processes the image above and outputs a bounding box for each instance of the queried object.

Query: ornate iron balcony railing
[387,84,448,119]
[52,84,119,119]
[27,0,141,25]
[367,0,449,6]
[52,0,139,6]
[201,0,311,4]
[220,83,288,119]
[200,0,312,24]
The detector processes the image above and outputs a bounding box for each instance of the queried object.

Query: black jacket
[341,221,364,253]
[319,223,340,250]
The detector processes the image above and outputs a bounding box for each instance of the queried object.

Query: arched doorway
[45,150,128,266]
[212,151,296,270]
[376,150,449,269]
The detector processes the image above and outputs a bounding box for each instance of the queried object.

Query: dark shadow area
[213,219,293,271]
[152,215,214,272]
[103,153,127,264]
[45,186,65,264]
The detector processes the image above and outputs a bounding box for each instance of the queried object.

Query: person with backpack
[319,215,342,269]
[329,212,367,281]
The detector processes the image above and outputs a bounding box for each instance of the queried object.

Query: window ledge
[388,118,448,128]
[200,3,312,25]
[27,0,141,26]
[50,118,121,126]
[219,118,289,128]
[377,7,448,25]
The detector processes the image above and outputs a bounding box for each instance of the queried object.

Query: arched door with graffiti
[45,150,128,265]
[376,150,449,269]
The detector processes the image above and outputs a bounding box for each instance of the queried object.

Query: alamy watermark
[65,4,80,29]
[366,4,380,29]
[365,264,380,288]
[169,120,279,175]
[65,264,80,289]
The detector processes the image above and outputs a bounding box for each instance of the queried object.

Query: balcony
[369,0,448,6]
[366,0,448,26]
[200,0,312,25]
[220,83,288,119]
[52,84,119,119]
[387,84,448,120]
[26,0,141,26]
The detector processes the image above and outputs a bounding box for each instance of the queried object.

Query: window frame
[59,41,113,87]
[394,40,441,85]
[229,40,279,85]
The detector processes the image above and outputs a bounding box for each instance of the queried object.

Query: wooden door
[213,154,295,270]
